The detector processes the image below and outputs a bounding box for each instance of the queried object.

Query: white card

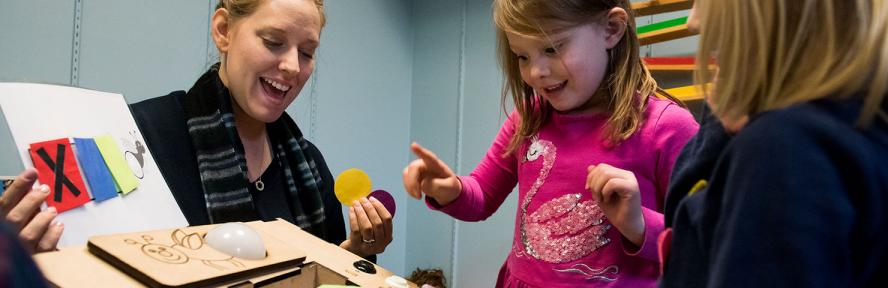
[0,82,188,247]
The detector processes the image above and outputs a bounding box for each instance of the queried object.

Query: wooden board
[643,57,717,72]
[248,220,412,287]
[87,223,306,288]
[664,85,706,102]
[639,24,696,45]
[645,57,696,72]
[34,220,415,287]
[631,0,694,16]
[33,246,304,288]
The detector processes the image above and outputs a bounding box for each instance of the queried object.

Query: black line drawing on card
[125,229,244,270]
[122,131,146,179]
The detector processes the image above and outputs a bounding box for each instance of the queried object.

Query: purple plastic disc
[369,189,396,217]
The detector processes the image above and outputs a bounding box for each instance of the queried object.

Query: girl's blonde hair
[697,0,888,126]
[216,0,326,28]
[494,0,669,155]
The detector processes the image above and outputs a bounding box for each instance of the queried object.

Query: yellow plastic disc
[334,168,372,206]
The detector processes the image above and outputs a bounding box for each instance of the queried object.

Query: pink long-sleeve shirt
[430,96,699,287]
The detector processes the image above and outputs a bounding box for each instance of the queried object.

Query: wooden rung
[648,64,697,72]
[637,17,688,34]
[639,24,696,45]
[644,57,715,72]
[663,85,706,102]
[644,57,695,65]
[632,0,694,17]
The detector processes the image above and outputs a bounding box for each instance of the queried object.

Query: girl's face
[507,20,620,114]
[213,0,321,123]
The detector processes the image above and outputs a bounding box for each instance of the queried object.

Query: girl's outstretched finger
[402,160,424,199]
[410,143,447,176]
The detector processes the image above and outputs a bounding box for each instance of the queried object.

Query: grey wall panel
[0,0,74,85]
[649,10,698,58]
[406,0,464,282]
[451,0,517,287]
[77,0,210,103]
[0,0,75,175]
[647,10,698,91]
[306,0,415,275]
[0,107,22,176]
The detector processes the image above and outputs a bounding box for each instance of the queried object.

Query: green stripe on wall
[637,16,688,34]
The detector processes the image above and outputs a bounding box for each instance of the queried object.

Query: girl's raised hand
[586,163,645,247]
[402,142,461,206]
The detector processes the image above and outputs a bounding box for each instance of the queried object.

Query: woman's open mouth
[260,77,291,103]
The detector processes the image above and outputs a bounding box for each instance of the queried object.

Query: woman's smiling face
[213,0,321,123]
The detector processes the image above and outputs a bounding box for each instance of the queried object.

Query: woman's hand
[340,197,393,257]
[0,168,64,253]
[402,142,461,206]
[586,163,644,247]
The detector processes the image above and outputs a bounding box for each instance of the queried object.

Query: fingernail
[40,185,50,194]
[22,170,37,181]
[353,200,360,207]
[369,196,378,202]
[47,207,57,214]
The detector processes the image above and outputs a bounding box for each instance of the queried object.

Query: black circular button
[353,260,377,274]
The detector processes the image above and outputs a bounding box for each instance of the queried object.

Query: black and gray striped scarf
[182,64,326,238]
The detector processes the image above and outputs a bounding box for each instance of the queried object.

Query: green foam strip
[637,16,688,34]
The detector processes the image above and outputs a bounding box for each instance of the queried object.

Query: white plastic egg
[204,222,267,260]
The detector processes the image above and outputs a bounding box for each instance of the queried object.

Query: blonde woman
[660,0,888,286]
[131,0,392,259]
[403,0,699,286]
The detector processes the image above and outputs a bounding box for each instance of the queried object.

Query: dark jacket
[129,91,346,247]
[661,98,888,287]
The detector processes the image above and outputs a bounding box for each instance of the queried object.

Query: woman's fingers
[360,198,385,240]
[19,207,57,252]
[368,196,393,243]
[352,200,374,245]
[1,169,39,218]
[36,221,63,253]
[6,185,50,231]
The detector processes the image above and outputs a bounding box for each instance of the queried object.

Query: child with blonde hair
[403,0,699,286]
[661,0,888,286]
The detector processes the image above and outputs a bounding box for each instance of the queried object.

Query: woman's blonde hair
[216,0,326,28]
[494,0,669,155]
[697,0,888,126]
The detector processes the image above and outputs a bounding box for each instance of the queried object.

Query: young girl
[402,0,699,286]
[661,0,888,287]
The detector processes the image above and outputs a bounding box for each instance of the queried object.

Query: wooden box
[33,219,413,287]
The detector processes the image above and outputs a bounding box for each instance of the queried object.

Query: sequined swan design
[519,136,612,264]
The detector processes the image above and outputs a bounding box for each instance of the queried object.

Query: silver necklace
[253,135,270,192]
[255,176,265,191]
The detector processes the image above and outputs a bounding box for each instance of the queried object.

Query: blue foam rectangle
[73,138,119,201]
